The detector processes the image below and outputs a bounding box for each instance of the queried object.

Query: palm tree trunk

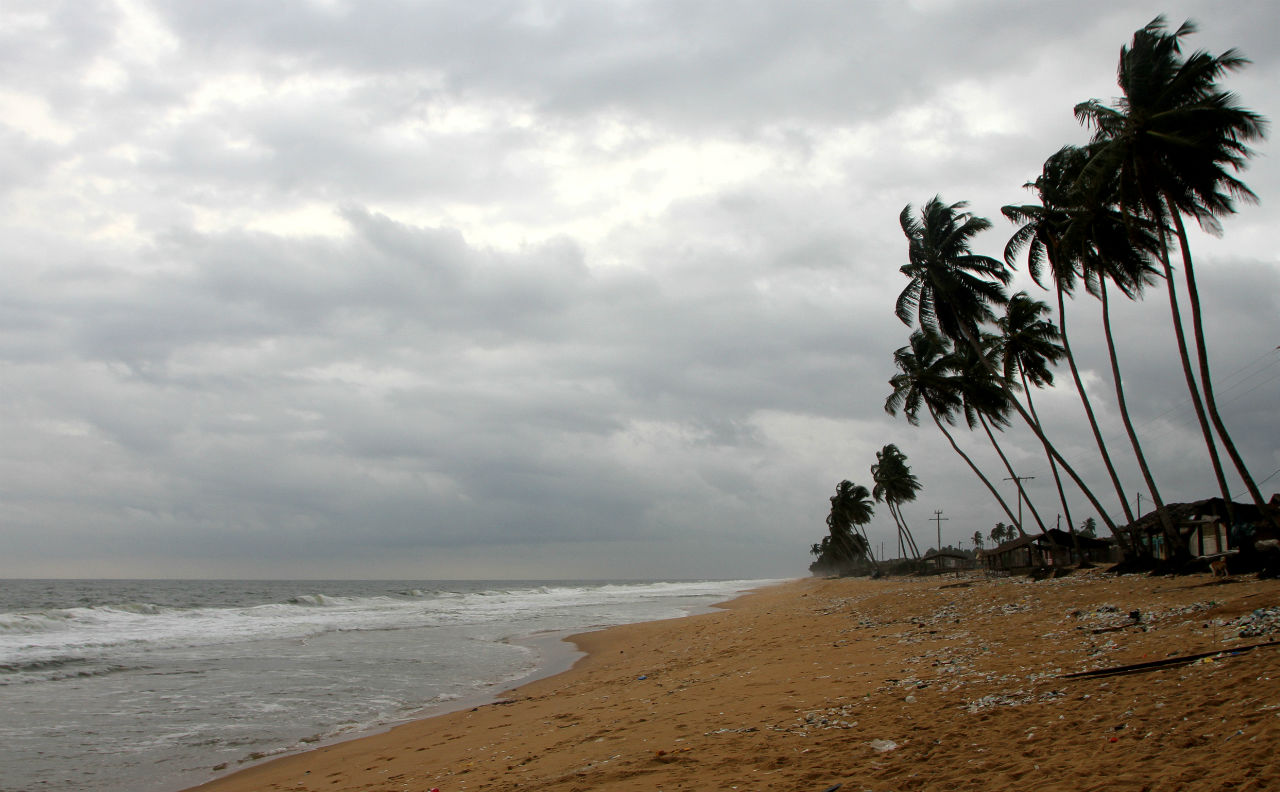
[977,414,1048,536]
[891,501,922,559]
[1099,277,1179,555]
[954,323,1128,552]
[883,501,908,560]
[1154,217,1233,533]
[930,406,1023,532]
[1056,281,1135,525]
[1168,206,1279,532]
[856,524,880,571]
[1021,373,1074,544]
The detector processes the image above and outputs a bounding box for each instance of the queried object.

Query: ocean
[0,578,777,792]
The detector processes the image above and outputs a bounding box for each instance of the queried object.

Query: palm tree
[996,293,1071,539]
[826,480,876,573]
[1075,16,1273,532]
[897,197,1126,544]
[1003,146,1136,529]
[870,444,923,560]
[948,332,1043,537]
[1051,143,1171,554]
[885,331,1023,535]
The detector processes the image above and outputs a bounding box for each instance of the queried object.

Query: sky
[2,0,1278,580]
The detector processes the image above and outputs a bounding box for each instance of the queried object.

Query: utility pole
[932,509,949,553]
[1004,475,1035,534]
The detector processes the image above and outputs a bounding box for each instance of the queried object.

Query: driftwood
[1062,640,1280,679]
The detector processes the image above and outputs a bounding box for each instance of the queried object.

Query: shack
[922,550,974,575]
[981,529,1117,572]
[1126,497,1279,560]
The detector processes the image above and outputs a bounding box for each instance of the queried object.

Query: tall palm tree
[996,294,1071,527]
[1002,146,1135,529]
[948,332,1043,537]
[870,444,923,560]
[897,197,1125,544]
[1075,16,1273,531]
[1047,143,1171,553]
[996,292,1078,550]
[884,334,1024,535]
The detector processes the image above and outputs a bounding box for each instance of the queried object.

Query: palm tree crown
[896,197,1012,346]
[1075,16,1266,231]
[871,444,921,512]
[996,292,1064,388]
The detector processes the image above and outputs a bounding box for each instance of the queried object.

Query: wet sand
[187,569,1280,791]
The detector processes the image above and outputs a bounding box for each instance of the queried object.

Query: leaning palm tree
[996,292,1092,556]
[826,480,876,573]
[886,331,1024,535]
[870,444,923,560]
[897,197,1125,543]
[1003,145,1136,529]
[947,332,1042,537]
[1045,143,1172,554]
[996,293,1071,537]
[1075,16,1273,531]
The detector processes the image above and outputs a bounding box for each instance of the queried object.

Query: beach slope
[188,571,1280,791]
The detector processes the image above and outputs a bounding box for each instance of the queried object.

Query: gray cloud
[1,0,1277,578]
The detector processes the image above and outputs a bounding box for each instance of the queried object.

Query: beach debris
[868,738,898,752]
[963,690,1064,713]
[1233,606,1280,639]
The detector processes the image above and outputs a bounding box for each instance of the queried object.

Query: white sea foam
[0,578,781,792]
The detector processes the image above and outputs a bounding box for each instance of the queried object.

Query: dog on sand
[1209,558,1229,578]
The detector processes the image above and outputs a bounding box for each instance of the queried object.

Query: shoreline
[181,581,779,791]
[185,571,1280,791]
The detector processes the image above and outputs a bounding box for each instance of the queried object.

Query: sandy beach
[187,570,1280,792]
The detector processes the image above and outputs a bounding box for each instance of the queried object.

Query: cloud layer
[2,0,1278,578]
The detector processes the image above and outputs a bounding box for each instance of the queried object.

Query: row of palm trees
[809,445,922,575]
[884,17,1275,562]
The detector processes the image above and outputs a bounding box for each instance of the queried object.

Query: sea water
[0,578,776,792]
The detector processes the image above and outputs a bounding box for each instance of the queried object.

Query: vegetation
[811,15,1274,576]
[810,447,925,576]
[878,15,1275,566]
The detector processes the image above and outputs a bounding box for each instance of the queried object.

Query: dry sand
[188,569,1280,792]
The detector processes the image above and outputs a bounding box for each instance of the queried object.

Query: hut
[981,529,1117,572]
[1125,497,1279,560]
[922,550,974,575]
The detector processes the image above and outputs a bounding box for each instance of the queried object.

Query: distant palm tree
[885,331,1023,534]
[871,444,923,560]
[1076,16,1273,532]
[826,480,876,572]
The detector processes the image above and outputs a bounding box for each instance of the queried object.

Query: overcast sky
[2,0,1277,580]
